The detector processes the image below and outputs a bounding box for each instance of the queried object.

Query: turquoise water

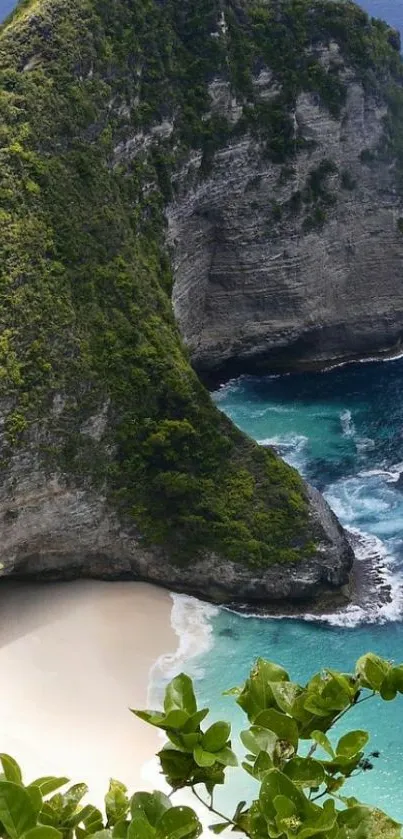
[174,358,403,822]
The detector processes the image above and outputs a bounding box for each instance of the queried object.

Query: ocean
[151,355,403,823]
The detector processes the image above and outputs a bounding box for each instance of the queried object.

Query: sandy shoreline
[0,580,176,803]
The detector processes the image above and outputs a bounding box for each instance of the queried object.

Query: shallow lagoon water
[171,357,403,821]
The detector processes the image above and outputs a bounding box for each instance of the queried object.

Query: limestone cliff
[3,0,393,605]
[169,9,403,378]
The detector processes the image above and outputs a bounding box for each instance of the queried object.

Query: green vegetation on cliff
[0,0,402,567]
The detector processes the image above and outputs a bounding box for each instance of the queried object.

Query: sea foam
[148,594,218,707]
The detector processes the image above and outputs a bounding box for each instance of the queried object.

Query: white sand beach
[0,580,177,804]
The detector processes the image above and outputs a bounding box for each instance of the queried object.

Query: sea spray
[340,408,355,437]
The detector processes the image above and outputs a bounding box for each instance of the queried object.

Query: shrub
[134,652,403,838]
[0,652,400,839]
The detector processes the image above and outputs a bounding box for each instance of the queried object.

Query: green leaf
[22,828,62,839]
[131,792,171,827]
[380,666,403,701]
[28,779,69,798]
[158,751,194,790]
[336,730,369,758]
[162,711,190,731]
[173,733,198,752]
[83,806,104,834]
[355,653,390,691]
[299,798,337,837]
[65,804,101,829]
[130,711,166,728]
[283,757,325,788]
[39,803,58,827]
[259,769,305,822]
[89,831,113,839]
[26,786,42,817]
[155,806,202,839]
[112,822,128,839]
[182,710,209,733]
[273,794,296,826]
[321,753,362,778]
[105,780,129,826]
[201,722,230,753]
[0,756,22,785]
[310,731,335,758]
[237,659,289,722]
[233,801,247,822]
[240,726,278,758]
[254,708,299,748]
[326,671,357,702]
[0,781,36,839]
[60,783,88,820]
[164,675,197,717]
[389,666,403,694]
[131,709,190,732]
[242,751,273,781]
[209,823,228,834]
[128,815,154,839]
[380,671,398,701]
[193,745,216,768]
[269,682,301,715]
[214,748,238,767]
[336,805,371,838]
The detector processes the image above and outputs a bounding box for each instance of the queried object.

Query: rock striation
[0,432,353,606]
[170,48,403,378]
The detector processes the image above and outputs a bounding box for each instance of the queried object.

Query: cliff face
[169,18,403,377]
[171,75,403,377]
[2,0,393,604]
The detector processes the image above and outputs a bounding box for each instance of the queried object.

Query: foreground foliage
[0,653,402,839]
[133,652,403,838]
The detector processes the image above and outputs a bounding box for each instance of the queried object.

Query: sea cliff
[3,0,400,604]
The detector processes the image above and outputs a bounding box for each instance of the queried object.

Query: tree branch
[190,785,238,829]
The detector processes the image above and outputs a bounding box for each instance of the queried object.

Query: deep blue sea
[153,357,403,825]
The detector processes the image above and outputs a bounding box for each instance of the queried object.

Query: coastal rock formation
[1,0,399,605]
[0,436,353,606]
[170,48,403,377]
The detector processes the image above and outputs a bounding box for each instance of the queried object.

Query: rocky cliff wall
[170,48,403,377]
[1,0,396,604]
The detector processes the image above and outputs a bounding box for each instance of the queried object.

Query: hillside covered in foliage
[0,0,401,580]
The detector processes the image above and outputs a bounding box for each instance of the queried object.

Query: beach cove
[0,581,178,802]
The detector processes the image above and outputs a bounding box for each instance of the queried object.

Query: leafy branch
[0,653,401,839]
[133,652,403,839]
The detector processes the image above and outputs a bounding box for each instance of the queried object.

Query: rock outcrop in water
[3,0,397,605]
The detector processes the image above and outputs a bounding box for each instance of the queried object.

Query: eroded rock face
[0,415,353,606]
[0,5,367,608]
[170,70,403,377]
